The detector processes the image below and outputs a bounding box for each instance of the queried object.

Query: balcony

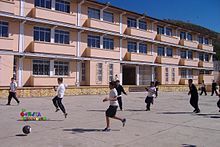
[198,44,213,51]
[32,7,76,25]
[180,78,198,85]
[198,61,213,68]
[85,48,119,60]
[179,39,198,48]
[179,59,198,67]
[156,34,179,44]
[126,28,156,40]
[86,18,119,33]
[199,74,213,84]
[156,56,179,65]
[0,0,14,14]
[0,37,13,51]
[30,41,76,56]
[125,52,155,62]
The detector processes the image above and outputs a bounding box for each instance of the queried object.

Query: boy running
[145,82,156,111]
[6,77,20,105]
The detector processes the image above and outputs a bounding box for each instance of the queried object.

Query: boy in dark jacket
[188,79,200,113]
[115,80,127,111]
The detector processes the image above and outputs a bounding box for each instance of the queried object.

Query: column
[51,0,55,10]
[151,66,155,81]
[119,12,126,34]
[100,35,103,49]
[20,0,25,16]
[137,42,140,53]
[164,26,166,35]
[76,61,81,87]
[136,65,139,86]
[137,19,139,29]
[77,31,82,57]
[186,50,189,59]
[164,47,167,57]
[18,57,23,87]
[50,60,54,76]
[77,0,84,26]
[119,37,122,61]
[186,32,188,40]
[151,44,154,56]
[120,65,123,85]
[100,9,103,21]
[51,27,55,43]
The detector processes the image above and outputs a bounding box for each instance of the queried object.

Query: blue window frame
[55,30,69,44]
[198,36,203,44]
[157,47,165,56]
[127,41,137,53]
[0,21,9,37]
[33,60,50,75]
[35,0,51,9]
[139,20,147,30]
[157,26,164,35]
[187,33,192,41]
[180,50,187,59]
[199,53,204,61]
[103,11,114,23]
[127,18,137,28]
[139,43,147,54]
[88,35,100,48]
[180,32,186,39]
[204,54,209,61]
[166,48,173,57]
[103,37,114,50]
[55,0,70,13]
[204,38,209,45]
[188,50,193,59]
[34,27,51,42]
[166,28,172,36]
[88,8,100,19]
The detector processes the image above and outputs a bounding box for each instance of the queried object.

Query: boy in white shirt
[102,81,126,131]
[145,81,156,111]
[6,77,20,105]
[53,78,67,118]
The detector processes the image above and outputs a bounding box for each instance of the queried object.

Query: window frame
[166,48,173,57]
[157,25,164,35]
[54,61,69,76]
[138,20,147,30]
[32,60,50,76]
[157,46,165,56]
[103,37,114,50]
[55,0,70,13]
[34,26,51,42]
[88,35,100,48]
[180,50,187,59]
[103,11,114,23]
[139,43,147,54]
[35,0,52,9]
[127,41,137,53]
[88,8,100,20]
[166,28,172,36]
[127,17,137,28]
[0,21,9,37]
[54,29,70,44]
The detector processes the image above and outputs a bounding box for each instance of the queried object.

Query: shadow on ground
[15,134,27,137]
[87,110,105,112]
[158,112,193,114]
[182,144,196,147]
[63,128,120,134]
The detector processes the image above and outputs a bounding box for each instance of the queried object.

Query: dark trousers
[145,96,153,110]
[155,88,158,97]
[7,92,19,104]
[52,96,66,114]
[211,88,218,96]
[190,97,200,111]
[217,99,220,109]
[117,97,123,110]
[200,87,207,95]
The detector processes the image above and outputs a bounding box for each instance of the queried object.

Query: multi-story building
[0,0,215,87]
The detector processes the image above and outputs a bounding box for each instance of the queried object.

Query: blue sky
[98,0,220,33]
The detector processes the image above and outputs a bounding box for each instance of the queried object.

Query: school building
[0,0,215,87]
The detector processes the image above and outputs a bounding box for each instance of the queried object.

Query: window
[180,32,186,40]
[35,0,51,9]
[204,38,209,45]
[109,64,113,81]
[172,68,175,82]
[127,18,137,28]
[128,41,137,53]
[188,70,193,79]
[34,27,51,42]
[103,11,114,22]
[199,53,204,61]
[187,33,192,41]
[165,68,169,82]
[139,20,147,30]
[139,43,147,54]
[181,69,187,78]
[166,48,173,57]
[103,37,114,50]
[157,26,164,35]
[204,54,209,62]
[0,21,8,37]
[33,60,50,75]
[81,62,86,81]
[198,36,203,44]
[157,47,165,56]
[180,50,187,59]
[55,0,70,13]
[166,28,172,36]
[188,50,193,59]
[97,63,103,82]
[55,30,69,44]
[88,35,100,48]
[88,8,100,19]
[54,61,69,76]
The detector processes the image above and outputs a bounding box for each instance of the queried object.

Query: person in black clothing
[200,80,207,96]
[188,79,200,113]
[211,80,218,96]
[154,80,160,98]
[115,80,127,111]
[217,86,220,112]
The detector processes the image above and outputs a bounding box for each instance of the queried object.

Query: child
[218,86,220,112]
[145,82,156,111]
[200,80,207,96]
[102,81,126,131]
[188,79,200,113]
[52,77,68,118]
[6,77,20,105]
[115,80,127,111]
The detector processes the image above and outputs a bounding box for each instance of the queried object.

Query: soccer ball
[22,125,31,134]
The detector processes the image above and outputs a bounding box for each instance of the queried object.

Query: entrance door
[122,66,136,85]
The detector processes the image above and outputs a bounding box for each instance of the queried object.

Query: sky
[98,0,220,33]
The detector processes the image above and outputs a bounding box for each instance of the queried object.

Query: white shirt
[109,88,119,106]
[10,82,17,92]
[147,86,156,97]
[57,83,65,98]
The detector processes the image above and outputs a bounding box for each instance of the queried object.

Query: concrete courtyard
[0,91,219,147]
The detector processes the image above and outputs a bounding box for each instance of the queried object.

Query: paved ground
[0,92,220,147]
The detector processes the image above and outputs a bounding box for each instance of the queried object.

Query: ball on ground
[22,125,31,134]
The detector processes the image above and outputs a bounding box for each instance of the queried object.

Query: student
[154,80,160,98]
[188,79,200,113]
[115,80,127,111]
[6,77,20,105]
[200,80,207,96]
[218,86,220,112]
[52,77,68,118]
[145,82,156,111]
[102,81,126,131]
[211,80,218,96]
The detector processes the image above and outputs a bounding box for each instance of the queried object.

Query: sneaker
[64,113,68,118]
[102,128,111,132]
[122,118,126,127]
[195,109,200,113]
[55,108,60,112]
[17,101,20,105]
[6,103,10,105]
[146,108,150,111]
[219,110,220,112]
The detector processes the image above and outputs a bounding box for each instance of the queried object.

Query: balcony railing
[126,27,156,40]
[125,52,155,62]
[156,34,179,44]
[85,48,119,60]
[156,56,179,64]
[179,39,198,48]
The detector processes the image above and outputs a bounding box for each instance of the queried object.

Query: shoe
[195,109,200,113]
[6,103,10,105]
[122,118,126,127]
[146,108,150,111]
[193,109,196,113]
[102,128,111,132]
[64,113,68,118]
[219,110,220,112]
[55,108,60,112]
[17,101,20,105]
